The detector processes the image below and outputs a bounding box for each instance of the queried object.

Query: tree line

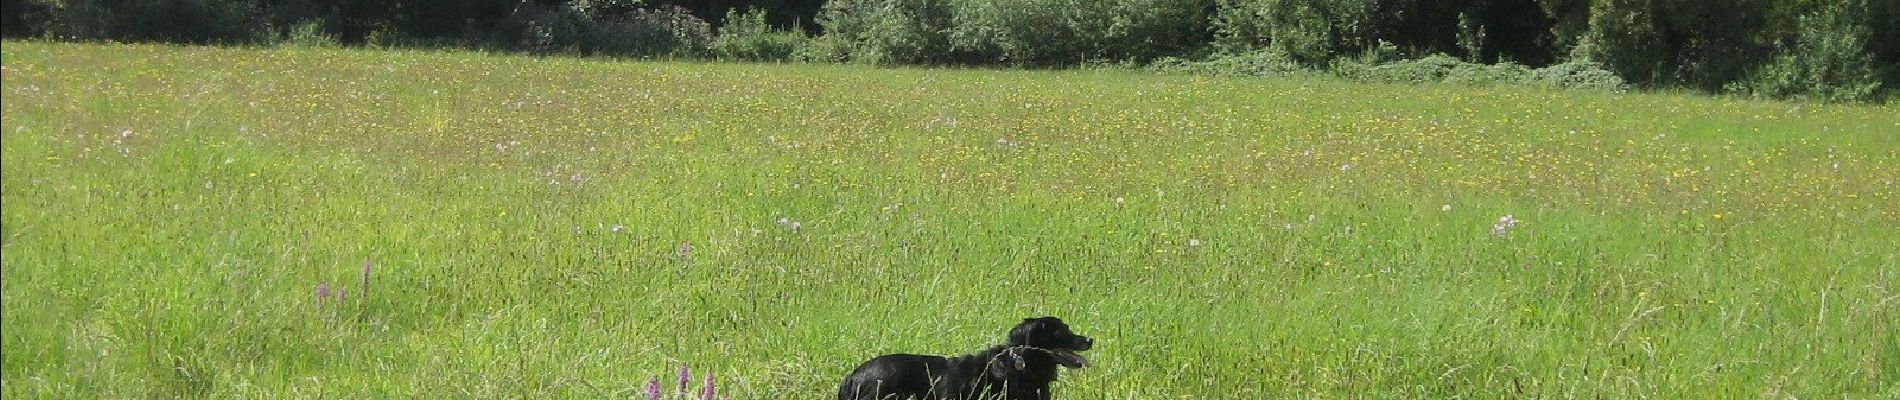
[3,0,1893,102]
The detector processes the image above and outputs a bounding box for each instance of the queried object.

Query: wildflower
[701,372,717,400]
[611,224,626,233]
[1491,214,1518,237]
[677,365,692,394]
[677,242,693,259]
[360,259,372,299]
[1187,239,1202,247]
[776,217,803,233]
[644,377,662,400]
[315,283,331,303]
[335,287,347,302]
[1441,204,1452,212]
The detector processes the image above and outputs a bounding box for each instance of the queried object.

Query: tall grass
[2,41,1896,398]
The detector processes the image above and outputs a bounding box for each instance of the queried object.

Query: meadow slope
[2,42,1896,398]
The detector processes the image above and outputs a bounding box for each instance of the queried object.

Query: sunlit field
[2,41,1896,399]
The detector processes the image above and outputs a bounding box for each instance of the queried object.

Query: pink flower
[676,364,691,394]
[360,259,373,298]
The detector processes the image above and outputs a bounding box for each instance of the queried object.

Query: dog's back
[839,354,952,400]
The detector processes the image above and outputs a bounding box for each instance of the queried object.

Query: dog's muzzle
[1052,336,1093,368]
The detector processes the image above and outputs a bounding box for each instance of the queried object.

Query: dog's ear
[1008,319,1037,345]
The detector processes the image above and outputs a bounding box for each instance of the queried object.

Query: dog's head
[1005,316,1093,369]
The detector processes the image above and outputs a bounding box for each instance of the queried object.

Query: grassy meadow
[2,41,1896,398]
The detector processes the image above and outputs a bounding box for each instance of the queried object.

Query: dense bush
[800,0,1209,66]
[713,8,806,62]
[800,0,954,65]
[0,0,1886,102]
[1212,0,1374,65]
[278,20,341,48]
[491,3,711,58]
[1527,58,1626,91]
[1575,0,1771,90]
[1571,0,1665,85]
[1334,54,1480,84]
[1328,53,1624,91]
[1212,0,1559,67]
[595,5,714,58]
[1727,0,1883,102]
[1147,49,1309,77]
[48,0,271,43]
[2,0,55,37]
[949,0,1212,66]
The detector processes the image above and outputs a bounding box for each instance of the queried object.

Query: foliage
[1212,0,1373,65]
[1526,58,1626,91]
[0,0,1890,101]
[278,20,341,48]
[47,0,271,44]
[1147,49,1309,77]
[1,0,55,38]
[805,0,955,65]
[1727,0,1884,103]
[713,8,806,62]
[492,3,711,58]
[1330,53,1624,91]
[594,5,715,58]
[949,0,1213,66]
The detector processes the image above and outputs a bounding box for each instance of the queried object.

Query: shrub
[807,0,954,65]
[492,3,711,58]
[492,4,597,55]
[1098,0,1216,63]
[1528,59,1627,91]
[51,0,270,44]
[594,6,713,58]
[280,20,340,48]
[807,0,1209,67]
[948,0,1094,65]
[1443,61,1534,87]
[950,0,1211,66]
[1571,0,1665,86]
[2,0,55,38]
[1326,53,1624,91]
[1147,49,1309,77]
[1213,0,1373,65]
[1727,0,1883,102]
[1333,54,1468,84]
[713,8,806,62]
[792,34,855,63]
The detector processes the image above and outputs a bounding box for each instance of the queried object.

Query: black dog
[839,317,1094,400]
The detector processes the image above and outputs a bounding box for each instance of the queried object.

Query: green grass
[2,41,1896,399]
